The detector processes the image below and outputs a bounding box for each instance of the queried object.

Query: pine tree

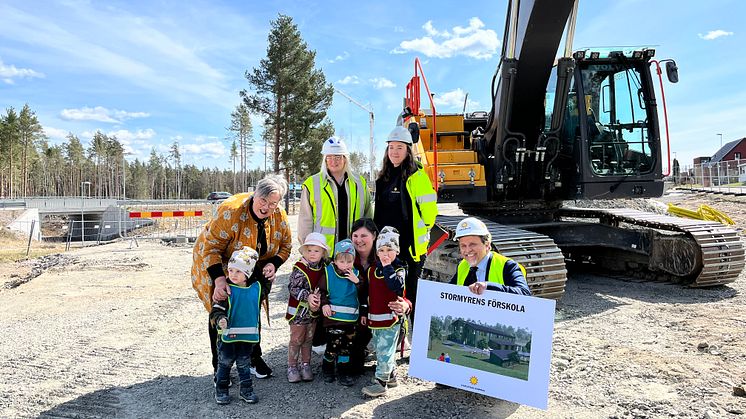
[1,107,20,198]
[241,14,334,181]
[228,103,253,191]
[18,104,45,197]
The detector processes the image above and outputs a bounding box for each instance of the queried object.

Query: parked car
[206,191,232,201]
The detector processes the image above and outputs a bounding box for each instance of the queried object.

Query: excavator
[405,0,744,299]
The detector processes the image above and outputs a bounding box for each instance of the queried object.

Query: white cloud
[432,88,480,110]
[337,75,360,85]
[393,26,405,33]
[698,30,734,40]
[181,141,227,159]
[369,77,396,89]
[42,126,70,141]
[394,18,499,59]
[423,21,450,38]
[328,51,350,63]
[0,58,44,84]
[80,128,156,147]
[60,106,150,123]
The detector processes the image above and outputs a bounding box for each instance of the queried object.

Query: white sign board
[409,280,556,410]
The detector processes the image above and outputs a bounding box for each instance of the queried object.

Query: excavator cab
[568,49,663,198]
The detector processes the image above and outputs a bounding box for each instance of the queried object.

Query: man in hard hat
[450,217,531,295]
[299,136,373,252]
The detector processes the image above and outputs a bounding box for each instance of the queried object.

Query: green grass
[427,339,529,381]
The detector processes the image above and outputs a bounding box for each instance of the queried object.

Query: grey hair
[255,174,288,199]
[480,234,492,245]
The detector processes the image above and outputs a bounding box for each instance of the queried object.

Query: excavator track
[558,208,745,287]
[424,215,568,300]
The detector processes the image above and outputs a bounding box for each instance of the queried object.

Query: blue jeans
[215,340,254,390]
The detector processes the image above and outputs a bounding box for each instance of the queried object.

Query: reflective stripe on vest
[221,282,261,343]
[286,261,324,322]
[368,312,395,322]
[325,264,359,322]
[405,167,438,261]
[456,251,527,286]
[304,172,368,252]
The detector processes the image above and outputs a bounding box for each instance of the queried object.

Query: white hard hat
[386,126,413,145]
[454,217,490,239]
[321,137,349,156]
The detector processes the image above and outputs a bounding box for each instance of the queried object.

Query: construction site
[0,189,744,418]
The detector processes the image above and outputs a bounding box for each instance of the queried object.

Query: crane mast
[334,88,375,181]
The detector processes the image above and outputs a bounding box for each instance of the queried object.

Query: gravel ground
[1,196,745,418]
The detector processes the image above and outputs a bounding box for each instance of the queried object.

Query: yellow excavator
[406,0,744,299]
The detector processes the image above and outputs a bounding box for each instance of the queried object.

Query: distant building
[697,138,746,186]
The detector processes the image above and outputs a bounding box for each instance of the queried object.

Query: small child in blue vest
[319,239,361,387]
[210,246,261,405]
[361,226,412,398]
[286,232,328,383]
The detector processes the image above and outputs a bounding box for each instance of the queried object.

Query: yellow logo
[469,376,478,385]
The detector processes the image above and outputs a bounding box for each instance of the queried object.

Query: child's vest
[286,260,325,321]
[325,264,360,322]
[221,282,261,343]
[366,265,403,329]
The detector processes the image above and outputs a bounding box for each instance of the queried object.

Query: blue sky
[0,0,742,171]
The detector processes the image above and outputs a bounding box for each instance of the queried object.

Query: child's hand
[322,304,332,317]
[361,316,367,326]
[307,292,320,310]
[218,318,228,330]
[345,270,359,284]
[379,254,392,266]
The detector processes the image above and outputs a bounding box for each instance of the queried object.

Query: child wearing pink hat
[285,232,328,383]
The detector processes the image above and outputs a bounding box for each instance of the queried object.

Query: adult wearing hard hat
[450,217,531,295]
[374,126,438,320]
[298,136,373,252]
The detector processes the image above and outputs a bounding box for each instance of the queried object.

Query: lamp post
[81,181,91,246]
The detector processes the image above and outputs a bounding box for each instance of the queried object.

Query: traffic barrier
[118,200,213,245]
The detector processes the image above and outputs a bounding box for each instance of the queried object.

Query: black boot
[322,358,336,383]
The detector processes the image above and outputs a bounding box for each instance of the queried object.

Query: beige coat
[191,193,292,311]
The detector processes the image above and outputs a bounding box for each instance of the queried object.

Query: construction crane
[334,87,375,181]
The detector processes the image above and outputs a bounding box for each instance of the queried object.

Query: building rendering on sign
[449,319,530,366]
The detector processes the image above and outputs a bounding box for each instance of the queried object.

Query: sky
[0,0,743,171]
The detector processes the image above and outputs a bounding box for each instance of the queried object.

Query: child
[361,226,411,398]
[319,239,361,387]
[286,232,328,383]
[210,246,261,405]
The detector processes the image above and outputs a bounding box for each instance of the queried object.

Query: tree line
[1,14,372,200]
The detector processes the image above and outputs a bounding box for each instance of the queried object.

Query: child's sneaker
[339,374,356,387]
[323,372,336,383]
[362,379,387,397]
[287,366,301,383]
[239,387,258,404]
[300,363,314,381]
[214,387,231,405]
[250,356,273,379]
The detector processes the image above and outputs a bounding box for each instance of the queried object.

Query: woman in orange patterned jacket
[192,174,292,379]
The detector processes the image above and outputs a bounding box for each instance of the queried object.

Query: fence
[117,200,213,244]
[677,159,746,195]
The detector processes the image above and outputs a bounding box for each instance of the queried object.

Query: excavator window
[581,63,653,176]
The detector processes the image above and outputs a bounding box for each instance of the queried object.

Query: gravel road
[1,196,745,418]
